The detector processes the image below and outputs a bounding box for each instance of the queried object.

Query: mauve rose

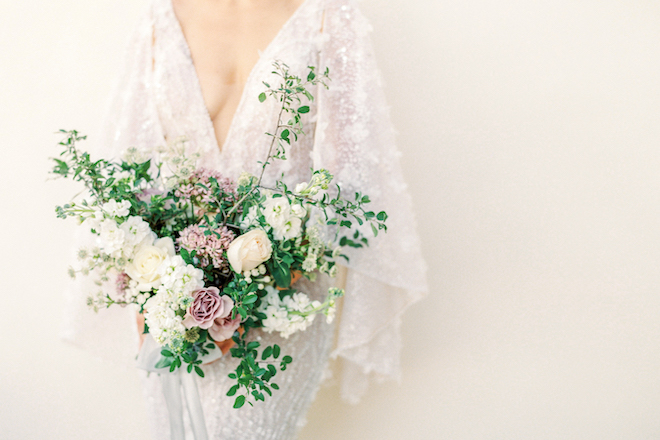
[183,287,233,330]
[209,314,241,342]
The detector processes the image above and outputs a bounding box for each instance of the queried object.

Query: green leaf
[281,129,290,140]
[269,260,291,289]
[282,355,293,364]
[237,306,247,320]
[161,349,173,358]
[234,395,246,409]
[262,346,273,360]
[194,366,205,378]
[258,92,267,103]
[243,294,258,305]
[154,357,172,369]
[227,384,239,396]
[273,345,281,359]
[371,223,379,237]
[298,106,310,114]
[247,341,260,350]
[180,248,192,264]
[271,383,279,390]
[377,211,388,221]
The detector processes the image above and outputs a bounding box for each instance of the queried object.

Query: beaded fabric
[61,0,428,437]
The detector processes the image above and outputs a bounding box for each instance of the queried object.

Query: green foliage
[225,330,291,408]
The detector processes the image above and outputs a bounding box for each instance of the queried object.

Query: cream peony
[125,237,175,291]
[227,229,272,273]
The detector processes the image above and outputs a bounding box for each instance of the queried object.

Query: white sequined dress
[62,0,428,438]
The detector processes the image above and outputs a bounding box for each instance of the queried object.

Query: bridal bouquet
[52,63,387,408]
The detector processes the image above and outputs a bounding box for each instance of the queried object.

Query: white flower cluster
[243,263,270,287]
[237,171,257,188]
[143,255,204,347]
[239,205,260,230]
[263,195,307,241]
[157,136,200,188]
[300,226,341,277]
[80,198,132,231]
[294,169,333,198]
[258,286,321,338]
[121,146,151,164]
[97,216,154,259]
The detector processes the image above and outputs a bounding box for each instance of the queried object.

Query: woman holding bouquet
[62,0,427,438]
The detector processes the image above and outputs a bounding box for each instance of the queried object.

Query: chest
[171,0,306,149]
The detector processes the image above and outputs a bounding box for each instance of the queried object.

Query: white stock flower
[258,287,317,338]
[144,291,186,347]
[103,199,131,218]
[274,216,302,241]
[98,219,125,256]
[157,255,204,295]
[294,182,308,194]
[239,205,260,230]
[82,207,104,231]
[263,196,291,229]
[263,196,304,241]
[291,203,306,219]
[120,216,155,256]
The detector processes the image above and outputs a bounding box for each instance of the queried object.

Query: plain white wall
[2,0,660,439]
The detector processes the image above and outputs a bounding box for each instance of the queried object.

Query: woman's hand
[276,270,303,290]
[136,312,148,350]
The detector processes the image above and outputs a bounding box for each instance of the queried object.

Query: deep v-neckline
[166,0,314,156]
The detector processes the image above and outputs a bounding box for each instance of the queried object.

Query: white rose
[125,237,175,291]
[227,229,273,273]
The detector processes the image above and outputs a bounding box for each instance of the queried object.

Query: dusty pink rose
[209,314,241,342]
[183,287,232,330]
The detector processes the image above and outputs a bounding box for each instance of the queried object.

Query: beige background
[2,0,660,438]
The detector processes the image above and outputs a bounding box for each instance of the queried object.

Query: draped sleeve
[60,3,165,367]
[314,0,429,403]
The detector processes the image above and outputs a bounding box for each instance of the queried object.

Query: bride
[63,0,427,438]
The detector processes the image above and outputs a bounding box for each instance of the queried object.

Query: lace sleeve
[60,4,164,367]
[314,0,429,403]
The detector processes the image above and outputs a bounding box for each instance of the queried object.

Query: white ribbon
[137,335,223,440]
